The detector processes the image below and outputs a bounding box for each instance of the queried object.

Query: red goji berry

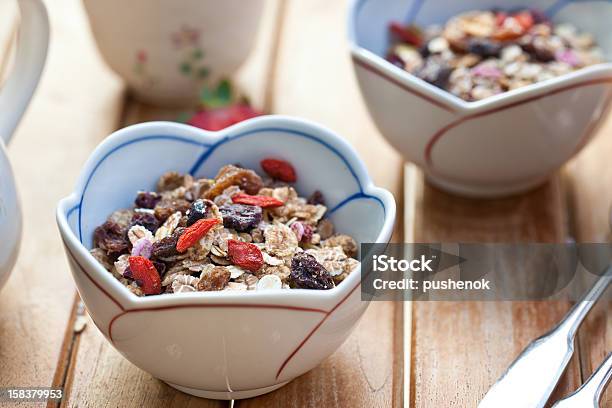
[388,22,423,47]
[495,11,507,26]
[227,239,264,272]
[176,218,220,253]
[232,193,284,208]
[514,11,534,30]
[128,256,162,295]
[260,158,297,182]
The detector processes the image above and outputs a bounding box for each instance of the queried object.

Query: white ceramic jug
[0,0,49,290]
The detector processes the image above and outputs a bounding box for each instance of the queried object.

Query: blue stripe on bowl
[73,127,386,244]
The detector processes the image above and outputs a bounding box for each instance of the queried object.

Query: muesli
[90,159,359,296]
[387,8,604,101]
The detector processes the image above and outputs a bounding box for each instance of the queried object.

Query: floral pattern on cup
[172,25,210,81]
[133,25,211,91]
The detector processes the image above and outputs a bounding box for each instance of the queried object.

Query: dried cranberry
[220,203,262,232]
[151,227,184,259]
[307,190,325,205]
[129,212,159,233]
[467,39,502,58]
[186,199,214,226]
[290,253,334,290]
[93,221,129,259]
[134,191,161,209]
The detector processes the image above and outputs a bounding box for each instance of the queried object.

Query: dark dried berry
[135,191,161,209]
[129,212,159,233]
[521,41,555,62]
[186,199,213,226]
[151,227,184,259]
[467,39,502,58]
[152,261,167,277]
[387,53,405,68]
[93,221,129,259]
[154,198,192,221]
[290,253,334,290]
[307,190,325,205]
[220,203,262,232]
[417,58,452,89]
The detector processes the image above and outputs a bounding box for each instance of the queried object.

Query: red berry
[187,104,263,131]
[388,22,423,47]
[495,11,507,26]
[227,240,264,272]
[231,193,284,208]
[128,256,162,295]
[260,158,297,182]
[514,11,534,30]
[176,218,220,253]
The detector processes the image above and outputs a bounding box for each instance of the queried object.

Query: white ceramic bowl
[83,0,265,107]
[56,116,396,399]
[349,0,612,197]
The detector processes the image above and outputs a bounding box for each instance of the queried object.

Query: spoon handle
[561,265,612,338]
[591,353,612,405]
[551,353,612,407]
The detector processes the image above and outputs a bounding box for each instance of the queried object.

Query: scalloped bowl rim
[56,116,396,309]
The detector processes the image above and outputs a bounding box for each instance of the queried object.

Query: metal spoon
[552,353,612,407]
[478,264,612,408]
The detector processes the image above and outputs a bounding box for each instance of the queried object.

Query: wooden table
[0,0,609,407]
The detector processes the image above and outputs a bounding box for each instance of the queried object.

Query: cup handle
[0,0,49,145]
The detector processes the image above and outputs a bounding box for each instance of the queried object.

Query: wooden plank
[407,174,583,407]
[0,0,124,406]
[59,1,282,407]
[238,0,405,407]
[565,112,612,407]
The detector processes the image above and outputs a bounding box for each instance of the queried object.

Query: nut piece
[197,265,231,291]
[256,274,283,290]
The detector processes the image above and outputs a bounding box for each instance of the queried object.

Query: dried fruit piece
[176,218,220,252]
[290,253,334,290]
[154,198,191,221]
[128,256,162,295]
[291,221,313,243]
[135,191,161,209]
[307,190,325,205]
[129,212,159,234]
[186,199,214,226]
[232,193,284,208]
[227,239,264,272]
[220,203,262,231]
[260,158,297,183]
[205,164,263,199]
[197,266,231,291]
[389,22,423,47]
[93,221,129,259]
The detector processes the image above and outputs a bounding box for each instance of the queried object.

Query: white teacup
[83,0,266,107]
[0,0,49,290]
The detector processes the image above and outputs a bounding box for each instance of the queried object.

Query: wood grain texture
[0,2,123,408]
[565,112,612,406]
[408,174,583,407]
